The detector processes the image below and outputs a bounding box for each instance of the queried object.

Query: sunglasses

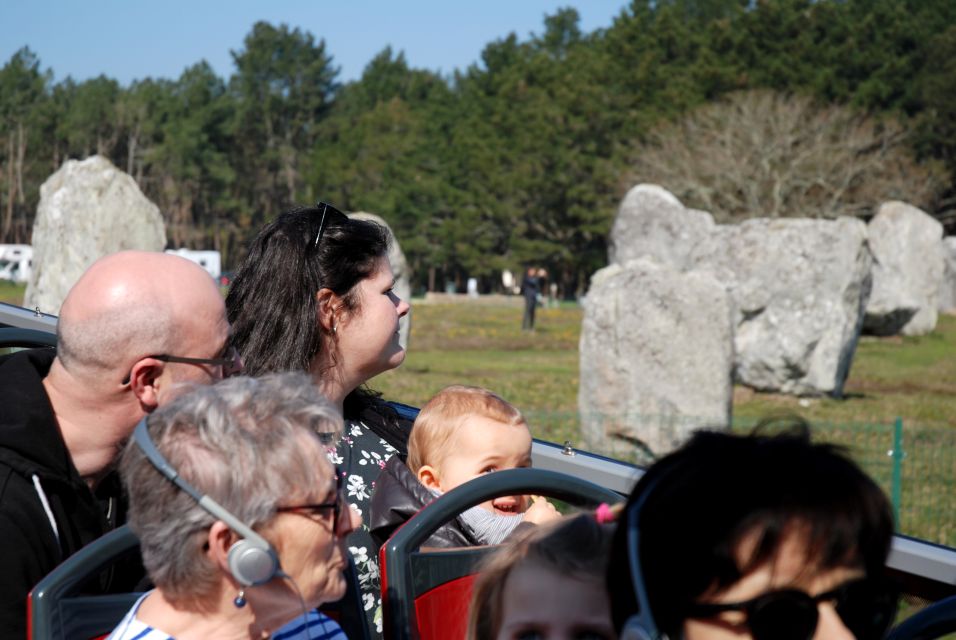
[312,201,350,249]
[276,468,346,533]
[684,577,898,640]
[121,345,243,385]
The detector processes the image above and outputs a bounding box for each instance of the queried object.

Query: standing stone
[940,237,956,312]
[609,183,715,270]
[24,156,165,314]
[579,258,734,460]
[864,201,944,336]
[690,217,871,397]
[350,211,412,349]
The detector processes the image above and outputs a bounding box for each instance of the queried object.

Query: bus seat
[380,467,624,640]
[0,326,57,349]
[887,594,956,640]
[28,524,370,640]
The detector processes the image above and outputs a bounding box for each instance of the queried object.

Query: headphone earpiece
[620,617,659,640]
[227,537,281,586]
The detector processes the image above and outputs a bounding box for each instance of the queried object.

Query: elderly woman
[607,425,898,640]
[107,372,360,639]
[226,203,411,634]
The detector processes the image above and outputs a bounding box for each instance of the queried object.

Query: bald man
[0,251,238,638]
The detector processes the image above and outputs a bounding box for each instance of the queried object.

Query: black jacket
[368,456,475,552]
[0,349,134,639]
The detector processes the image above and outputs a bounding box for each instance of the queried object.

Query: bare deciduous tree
[629,90,945,222]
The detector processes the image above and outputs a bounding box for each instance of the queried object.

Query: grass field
[373,301,956,439]
[374,301,956,544]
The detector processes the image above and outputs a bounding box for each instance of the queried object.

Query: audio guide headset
[619,468,666,640]
[133,418,282,586]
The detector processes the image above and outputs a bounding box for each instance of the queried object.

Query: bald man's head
[56,251,227,386]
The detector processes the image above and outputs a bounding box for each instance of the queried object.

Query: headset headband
[133,418,279,585]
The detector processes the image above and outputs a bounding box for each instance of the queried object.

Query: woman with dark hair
[607,425,898,640]
[226,203,411,636]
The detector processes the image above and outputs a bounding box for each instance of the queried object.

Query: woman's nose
[396,296,410,318]
[813,603,855,640]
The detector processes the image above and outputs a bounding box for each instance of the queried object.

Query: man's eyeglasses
[685,577,898,640]
[276,469,346,533]
[121,345,243,385]
[312,201,349,249]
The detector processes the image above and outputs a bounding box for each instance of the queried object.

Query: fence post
[891,417,904,529]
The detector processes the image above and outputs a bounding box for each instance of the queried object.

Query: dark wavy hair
[226,206,407,442]
[607,422,894,637]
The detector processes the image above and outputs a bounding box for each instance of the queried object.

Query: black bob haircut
[607,422,894,637]
[225,206,408,442]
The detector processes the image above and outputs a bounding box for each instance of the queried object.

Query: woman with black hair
[607,425,898,640]
[226,203,411,636]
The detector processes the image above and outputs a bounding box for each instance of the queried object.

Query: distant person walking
[520,267,540,331]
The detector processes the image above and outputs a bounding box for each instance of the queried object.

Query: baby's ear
[417,465,442,491]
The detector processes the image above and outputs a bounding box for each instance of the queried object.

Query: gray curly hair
[119,372,341,605]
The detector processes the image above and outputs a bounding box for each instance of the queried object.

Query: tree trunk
[127,128,138,175]
[4,135,16,240]
[15,122,27,205]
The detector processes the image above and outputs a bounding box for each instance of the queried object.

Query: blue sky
[0,1,629,86]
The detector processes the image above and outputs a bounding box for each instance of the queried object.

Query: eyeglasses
[685,577,898,640]
[121,345,243,385]
[276,469,346,533]
[312,201,349,249]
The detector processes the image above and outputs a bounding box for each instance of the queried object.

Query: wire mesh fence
[526,410,956,548]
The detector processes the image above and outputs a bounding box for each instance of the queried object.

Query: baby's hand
[523,495,561,525]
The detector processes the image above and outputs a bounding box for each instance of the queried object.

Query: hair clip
[595,502,623,524]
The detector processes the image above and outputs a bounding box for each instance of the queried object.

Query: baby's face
[433,415,533,515]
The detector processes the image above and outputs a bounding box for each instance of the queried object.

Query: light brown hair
[407,384,526,474]
[467,514,614,640]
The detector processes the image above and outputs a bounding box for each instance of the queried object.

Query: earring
[234,589,247,608]
[332,324,337,334]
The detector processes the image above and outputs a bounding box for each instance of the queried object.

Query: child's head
[408,385,532,514]
[468,514,616,640]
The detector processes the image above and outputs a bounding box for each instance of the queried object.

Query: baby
[369,385,559,549]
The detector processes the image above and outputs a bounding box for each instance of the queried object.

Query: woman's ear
[417,465,442,491]
[206,521,236,575]
[315,288,340,332]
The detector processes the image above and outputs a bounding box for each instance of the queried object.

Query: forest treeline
[2,0,955,295]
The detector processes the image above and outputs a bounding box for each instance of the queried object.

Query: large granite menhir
[940,237,956,312]
[690,216,872,397]
[25,156,166,314]
[579,258,734,460]
[864,201,944,336]
[609,183,715,270]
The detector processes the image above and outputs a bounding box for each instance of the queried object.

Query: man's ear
[417,465,442,491]
[315,288,341,332]
[129,358,165,412]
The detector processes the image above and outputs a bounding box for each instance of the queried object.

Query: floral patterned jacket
[331,411,410,639]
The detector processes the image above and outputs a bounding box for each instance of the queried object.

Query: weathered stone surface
[940,237,956,312]
[24,156,165,314]
[690,216,871,397]
[864,201,944,336]
[609,183,715,270]
[579,258,734,460]
[350,211,412,349]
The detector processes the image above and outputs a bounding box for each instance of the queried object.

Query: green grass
[0,281,25,305]
[375,303,956,435]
